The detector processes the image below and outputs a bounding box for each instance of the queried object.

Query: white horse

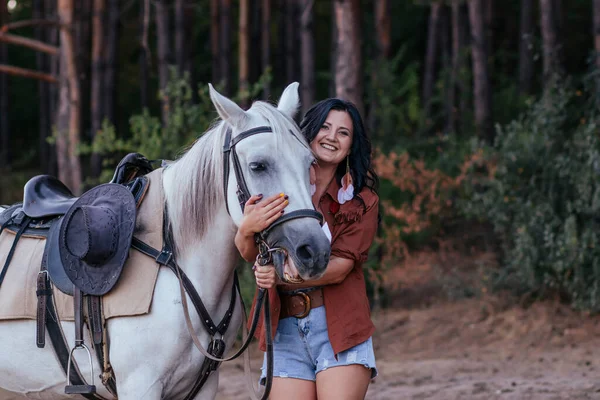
[0,83,330,399]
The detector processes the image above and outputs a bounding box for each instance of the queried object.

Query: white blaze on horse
[0,82,330,400]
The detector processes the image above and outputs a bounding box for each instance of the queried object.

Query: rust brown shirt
[250,178,379,355]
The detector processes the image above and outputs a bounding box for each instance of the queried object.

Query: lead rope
[174,246,274,400]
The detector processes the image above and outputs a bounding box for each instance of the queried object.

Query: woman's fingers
[261,193,288,212]
[265,208,284,226]
[264,198,288,218]
[245,193,264,208]
[254,264,277,289]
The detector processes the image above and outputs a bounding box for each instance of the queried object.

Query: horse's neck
[177,210,239,309]
[162,168,240,314]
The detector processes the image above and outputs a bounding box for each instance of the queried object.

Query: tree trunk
[375,0,391,59]
[299,0,315,114]
[0,0,9,168]
[57,0,82,194]
[468,0,493,143]
[519,0,535,95]
[250,0,262,84]
[174,0,194,87]
[184,3,197,103]
[34,0,50,172]
[368,0,391,136]
[74,0,91,142]
[540,0,561,81]
[333,0,363,115]
[210,0,220,85]
[450,0,465,134]
[261,0,271,99]
[441,6,453,134]
[155,0,171,124]
[485,0,493,63]
[285,0,298,83]
[239,0,249,107]
[139,0,150,109]
[104,0,118,124]
[219,0,232,95]
[594,0,600,74]
[423,2,442,123]
[175,0,186,76]
[275,0,286,91]
[329,1,337,97]
[90,0,105,177]
[553,0,564,66]
[47,0,59,176]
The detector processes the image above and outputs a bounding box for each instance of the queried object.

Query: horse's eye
[249,162,267,172]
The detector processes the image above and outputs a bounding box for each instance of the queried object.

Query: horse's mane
[164,100,308,253]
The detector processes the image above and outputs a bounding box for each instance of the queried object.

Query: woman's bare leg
[269,377,317,400]
[315,365,371,400]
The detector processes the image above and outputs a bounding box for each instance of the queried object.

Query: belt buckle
[293,292,311,319]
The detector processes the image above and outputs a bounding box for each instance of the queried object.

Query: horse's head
[209,83,330,281]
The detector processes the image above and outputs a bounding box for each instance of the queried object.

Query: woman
[236,98,379,400]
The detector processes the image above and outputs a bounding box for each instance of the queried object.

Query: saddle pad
[0,169,164,321]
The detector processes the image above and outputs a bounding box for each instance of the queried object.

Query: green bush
[81,68,272,184]
[460,78,600,311]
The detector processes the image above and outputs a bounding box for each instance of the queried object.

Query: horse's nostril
[297,244,313,263]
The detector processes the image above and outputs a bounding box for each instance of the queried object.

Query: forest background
[2,0,600,314]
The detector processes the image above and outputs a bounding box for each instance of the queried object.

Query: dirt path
[2,298,599,399]
[216,298,600,400]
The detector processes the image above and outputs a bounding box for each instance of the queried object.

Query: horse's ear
[208,83,248,128]
[277,82,300,119]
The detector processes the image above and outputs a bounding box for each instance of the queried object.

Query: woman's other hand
[239,193,289,237]
[254,264,279,289]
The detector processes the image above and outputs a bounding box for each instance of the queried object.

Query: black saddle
[21,153,153,220]
[23,175,77,219]
[0,153,153,296]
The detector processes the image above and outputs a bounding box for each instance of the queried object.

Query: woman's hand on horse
[254,263,279,289]
[239,193,289,236]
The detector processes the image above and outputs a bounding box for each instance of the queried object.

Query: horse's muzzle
[268,221,330,280]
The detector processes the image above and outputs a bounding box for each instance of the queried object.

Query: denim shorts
[260,305,377,384]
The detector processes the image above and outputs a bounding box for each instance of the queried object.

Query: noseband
[222,125,323,259]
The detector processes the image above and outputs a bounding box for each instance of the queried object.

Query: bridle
[222,125,324,259]
[128,125,327,400]
[175,125,325,399]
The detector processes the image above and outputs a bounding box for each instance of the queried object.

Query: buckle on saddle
[293,292,311,319]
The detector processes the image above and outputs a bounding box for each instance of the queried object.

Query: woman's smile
[310,110,353,166]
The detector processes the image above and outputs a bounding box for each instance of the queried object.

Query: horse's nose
[295,241,329,276]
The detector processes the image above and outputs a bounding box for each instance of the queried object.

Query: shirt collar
[323,177,341,203]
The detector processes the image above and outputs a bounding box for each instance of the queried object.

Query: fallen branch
[1,19,65,32]
[0,32,59,55]
[0,64,58,83]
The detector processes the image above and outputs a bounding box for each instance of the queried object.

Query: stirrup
[65,343,97,394]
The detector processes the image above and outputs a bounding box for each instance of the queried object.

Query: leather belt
[279,289,323,320]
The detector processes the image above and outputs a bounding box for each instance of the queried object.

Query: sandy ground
[215,298,600,400]
[1,298,599,400]
[3,245,600,399]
